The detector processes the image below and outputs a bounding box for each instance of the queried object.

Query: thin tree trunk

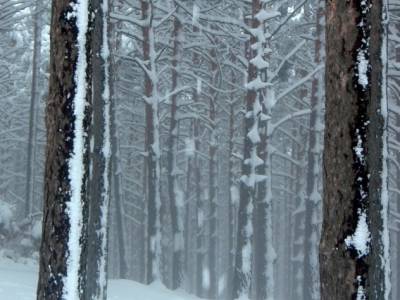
[226,67,237,300]
[167,8,183,289]
[141,0,161,284]
[234,0,268,298]
[25,0,42,217]
[109,0,128,279]
[303,2,324,299]
[207,46,218,299]
[85,0,112,298]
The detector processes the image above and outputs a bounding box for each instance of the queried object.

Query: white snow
[344,212,370,258]
[98,0,112,297]
[380,7,391,297]
[255,9,280,23]
[202,267,210,290]
[354,129,364,164]
[31,220,42,240]
[64,0,90,299]
[356,276,366,300]
[192,4,199,26]
[0,202,14,231]
[357,50,369,89]
[0,256,200,300]
[184,138,195,157]
[196,77,202,95]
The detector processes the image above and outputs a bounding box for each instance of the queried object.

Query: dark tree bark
[85,0,112,299]
[233,0,269,299]
[320,0,389,299]
[37,1,92,298]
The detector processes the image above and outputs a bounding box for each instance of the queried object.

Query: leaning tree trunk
[320,0,390,299]
[37,1,92,298]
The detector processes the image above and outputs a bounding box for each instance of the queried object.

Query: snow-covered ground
[0,256,200,300]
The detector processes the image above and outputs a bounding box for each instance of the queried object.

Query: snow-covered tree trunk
[320,0,390,298]
[167,7,183,290]
[303,1,324,299]
[37,1,92,298]
[141,0,162,284]
[85,0,112,298]
[233,1,277,298]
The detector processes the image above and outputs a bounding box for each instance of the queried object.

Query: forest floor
[0,255,200,300]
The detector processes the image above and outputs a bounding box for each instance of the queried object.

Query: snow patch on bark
[97,0,112,297]
[357,50,369,89]
[380,4,391,297]
[64,0,89,299]
[345,212,370,257]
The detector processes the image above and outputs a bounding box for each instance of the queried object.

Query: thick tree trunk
[37,1,92,298]
[320,0,389,299]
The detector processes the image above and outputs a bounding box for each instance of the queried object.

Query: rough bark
[85,0,111,298]
[320,0,388,299]
[37,1,92,298]
[233,0,266,298]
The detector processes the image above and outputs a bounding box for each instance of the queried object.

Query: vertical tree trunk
[109,0,128,280]
[226,65,237,300]
[167,8,183,289]
[141,0,161,284]
[207,46,218,299]
[85,0,112,298]
[320,0,390,299]
[191,25,205,298]
[303,2,324,299]
[37,1,92,298]
[234,0,270,298]
[25,0,42,217]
